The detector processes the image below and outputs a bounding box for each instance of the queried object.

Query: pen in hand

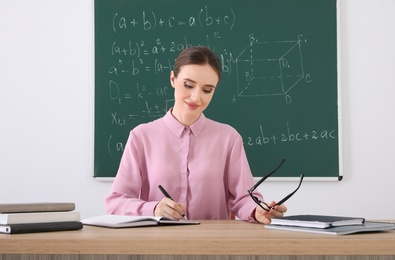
[158,185,188,220]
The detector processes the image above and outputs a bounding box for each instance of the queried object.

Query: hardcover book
[0,221,83,234]
[270,215,365,228]
[0,211,80,225]
[0,202,75,213]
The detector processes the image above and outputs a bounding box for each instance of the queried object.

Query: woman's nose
[190,88,201,101]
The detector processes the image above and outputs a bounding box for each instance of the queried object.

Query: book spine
[0,203,75,213]
[0,211,81,225]
[3,221,83,234]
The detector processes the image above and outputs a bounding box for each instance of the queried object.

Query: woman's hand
[154,198,186,220]
[254,201,287,224]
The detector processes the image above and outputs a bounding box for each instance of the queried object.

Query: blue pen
[158,185,188,220]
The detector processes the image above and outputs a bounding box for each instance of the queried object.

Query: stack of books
[265,214,395,235]
[0,202,83,234]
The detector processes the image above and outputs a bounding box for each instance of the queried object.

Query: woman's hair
[173,46,222,81]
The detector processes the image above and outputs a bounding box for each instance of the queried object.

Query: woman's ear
[170,71,176,88]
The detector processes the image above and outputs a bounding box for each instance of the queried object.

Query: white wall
[1,0,394,219]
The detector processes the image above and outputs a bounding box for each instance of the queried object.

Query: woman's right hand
[154,198,186,220]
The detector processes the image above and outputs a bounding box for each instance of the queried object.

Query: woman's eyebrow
[183,77,216,88]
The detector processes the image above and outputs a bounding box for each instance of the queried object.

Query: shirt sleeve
[104,131,158,216]
[226,133,263,222]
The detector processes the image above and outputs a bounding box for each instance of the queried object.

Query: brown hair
[173,46,222,81]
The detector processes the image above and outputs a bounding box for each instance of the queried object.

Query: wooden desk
[1,220,395,260]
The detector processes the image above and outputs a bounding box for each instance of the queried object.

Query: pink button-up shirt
[104,109,263,221]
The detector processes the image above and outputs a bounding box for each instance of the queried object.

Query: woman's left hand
[254,201,287,225]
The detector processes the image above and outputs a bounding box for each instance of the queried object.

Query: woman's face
[170,64,219,125]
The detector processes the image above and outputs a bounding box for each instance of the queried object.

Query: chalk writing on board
[111,6,236,33]
[105,4,242,125]
[107,135,122,157]
[245,122,336,147]
[235,34,313,105]
[107,34,313,103]
[107,120,337,157]
[105,32,318,154]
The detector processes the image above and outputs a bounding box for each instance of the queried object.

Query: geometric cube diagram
[236,37,305,104]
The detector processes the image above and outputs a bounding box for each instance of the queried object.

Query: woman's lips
[185,102,200,110]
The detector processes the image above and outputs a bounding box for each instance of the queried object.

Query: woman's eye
[183,82,193,89]
[183,81,213,94]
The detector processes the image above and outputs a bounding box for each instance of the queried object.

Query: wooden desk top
[1,220,395,255]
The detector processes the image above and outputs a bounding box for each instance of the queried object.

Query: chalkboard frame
[92,0,342,182]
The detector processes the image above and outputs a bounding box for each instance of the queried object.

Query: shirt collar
[164,108,206,137]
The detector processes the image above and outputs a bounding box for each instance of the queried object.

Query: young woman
[104,46,286,224]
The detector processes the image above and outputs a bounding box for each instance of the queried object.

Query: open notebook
[81,214,199,228]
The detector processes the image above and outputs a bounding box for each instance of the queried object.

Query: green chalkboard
[94,0,341,180]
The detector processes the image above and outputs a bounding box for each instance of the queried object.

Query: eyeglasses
[248,158,304,211]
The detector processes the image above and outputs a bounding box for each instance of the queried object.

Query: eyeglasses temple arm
[249,158,287,192]
[276,173,304,205]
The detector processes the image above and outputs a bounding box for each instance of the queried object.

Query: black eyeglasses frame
[248,158,304,211]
